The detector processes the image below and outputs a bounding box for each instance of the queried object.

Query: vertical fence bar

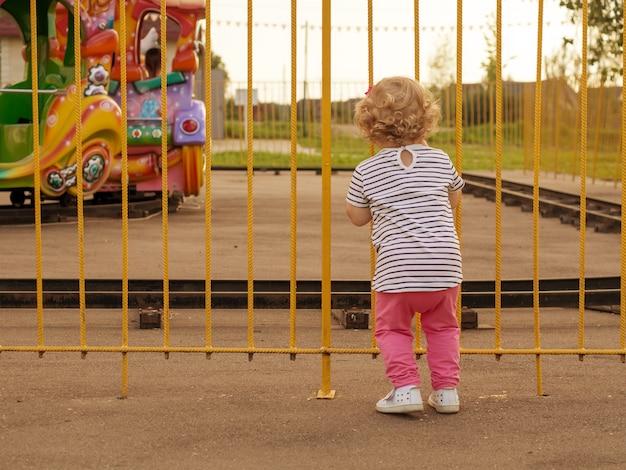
[246,0,255,360]
[413,0,419,81]
[590,82,604,184]
[621,0,626,362]
[28,0,45,356]
[72,0,87,359]
[494,0,503,357]
[317,0,334,399]
[532,0,545,395]
[413,0,422,353]
[523,84,533,173]
[454,0,463,327]
[553,77,563,178]
[118,0,130,398]
[289,0,298,358]
[577,0,589,360]
[159,0,171,358]
[205,0,213,358]
[367,0,377,357]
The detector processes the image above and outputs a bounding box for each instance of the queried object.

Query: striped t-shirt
[346,144,464,292]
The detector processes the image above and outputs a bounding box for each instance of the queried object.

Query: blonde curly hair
[354,76,441,146]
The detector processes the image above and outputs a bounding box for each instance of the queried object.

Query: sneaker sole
[427,397,459,414]
[376,403,424,414]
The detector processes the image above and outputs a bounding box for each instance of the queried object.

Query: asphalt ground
[1,170,625,469]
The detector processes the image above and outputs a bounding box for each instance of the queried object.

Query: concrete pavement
[1,170,625,469]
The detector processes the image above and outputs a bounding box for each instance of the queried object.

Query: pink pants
[374,286,460,390]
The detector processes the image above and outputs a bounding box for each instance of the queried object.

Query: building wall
[0,36,24,87]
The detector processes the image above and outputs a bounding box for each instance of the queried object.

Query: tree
[543,40,582,89]
[210,51,229,81]
[427,33,456,87]
[560,0,623,83]
[481,16,497,84]
[480,13,513,84]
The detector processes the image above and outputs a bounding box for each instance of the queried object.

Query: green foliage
[210,51,229,81]
[427,33,456,86]
[560,0,624,82]
[481,13,497,83]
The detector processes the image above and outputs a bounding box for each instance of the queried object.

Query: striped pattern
[346,144,464,292]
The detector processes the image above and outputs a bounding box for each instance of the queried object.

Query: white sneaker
[428,388,460,413]
[375,386,423,414]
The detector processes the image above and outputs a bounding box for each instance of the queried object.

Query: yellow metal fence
[0,0,625,399]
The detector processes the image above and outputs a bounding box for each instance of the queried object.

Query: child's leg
[420,286,461,390]
[374,292,420,388]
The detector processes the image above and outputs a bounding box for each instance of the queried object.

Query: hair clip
[365,85,374,96]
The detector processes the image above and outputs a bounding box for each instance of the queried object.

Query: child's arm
[345,202,372,226]
[448,189,461,209]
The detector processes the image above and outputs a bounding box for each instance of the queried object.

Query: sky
[207,0,578,99]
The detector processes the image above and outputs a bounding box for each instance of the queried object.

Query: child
[345,76,464,414]
[144,48,161,79]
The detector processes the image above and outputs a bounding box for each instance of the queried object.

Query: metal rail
[0,277,620,309]
[0,88,67,95]
[462,172,622,233]
[0,197,170,224]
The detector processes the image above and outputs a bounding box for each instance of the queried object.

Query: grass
[213,120,622,181]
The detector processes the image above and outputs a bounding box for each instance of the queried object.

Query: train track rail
[0,193,184,224]
[0,199,164,224]
[462,172,622,233]
[0,277,620,310]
